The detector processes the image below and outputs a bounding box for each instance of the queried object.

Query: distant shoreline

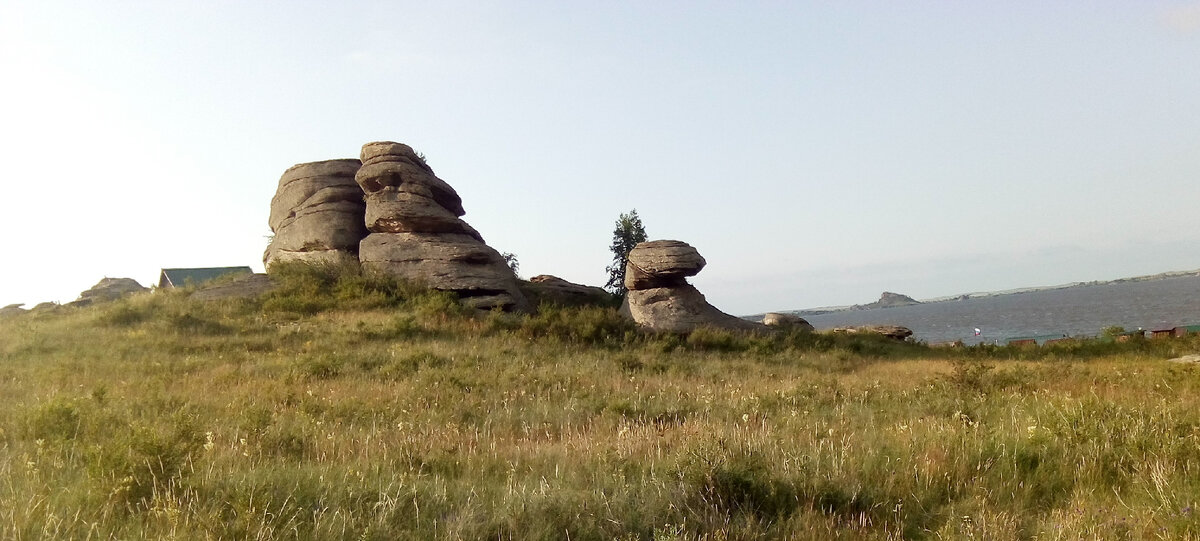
[753,268,1200,319]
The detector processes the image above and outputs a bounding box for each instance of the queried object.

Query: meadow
[1,263,1198,540]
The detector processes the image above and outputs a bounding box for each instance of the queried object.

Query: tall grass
[0,264,1197,539]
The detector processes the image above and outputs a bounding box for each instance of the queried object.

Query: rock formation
[70,277,148,307]
[519,275,612,308]
[854,291,921,310]
[355,142,528,311]
[623,240,762,333]
[832,325,914,341]
[0,304,26,317]
[265,159,366,269]
[191,274,276,301]
[761,312,814,330]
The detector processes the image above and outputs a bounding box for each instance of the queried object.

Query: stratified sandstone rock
[623,240,763,333]
[519,275,613,308]
[264,159,366,269]
[761,312,814,330]
[356,142,527,312]
[70,277,148,307]
[624,240,707,289]
[626,284,762,333]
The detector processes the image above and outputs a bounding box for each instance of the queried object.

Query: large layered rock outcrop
[264,159,366,269]
[623,240,762,333]
[355,142,528,311]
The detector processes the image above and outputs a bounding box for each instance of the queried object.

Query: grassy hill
[1,263,1198,540]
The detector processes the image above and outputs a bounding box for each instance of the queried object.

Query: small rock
[761,312,814,330]
[71,277,148,307]
[519,275,613,308]
[831,325,914,341]
[1167,354,1200,364]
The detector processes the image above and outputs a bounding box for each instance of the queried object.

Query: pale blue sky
[2,1,1198,314]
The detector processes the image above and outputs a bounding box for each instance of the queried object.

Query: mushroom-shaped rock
[623,240,764,333]
[624,240,706,289]
[265,158,366,269]
[761,312,814,331]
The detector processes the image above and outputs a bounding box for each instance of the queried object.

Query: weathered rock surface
[761,312,814,330]
[623,240,764,333]
[626,284,763,333]
[519,275,612,308]
[264,158,366,269]
[70,277,148,307]
[31,302,60,313]
[0,303,26,317]
[624,240,707,289]
[831,325,914,341]
[191,273,276,301]
[356,142,527,311]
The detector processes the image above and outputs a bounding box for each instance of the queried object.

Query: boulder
[761,312,814,330]
[831,325,914,341]
[0,303,26,317]
[356,142,528,312]
[70,277,148,307]
[264,158,366,269]
[626,285,763,333]
[519,275,613,308]
[624,240,706,289]
[623,240,764,333]
[1167,354,1200,364]
[31,302,60,313]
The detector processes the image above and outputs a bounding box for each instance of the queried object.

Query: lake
[800,274,1200,345]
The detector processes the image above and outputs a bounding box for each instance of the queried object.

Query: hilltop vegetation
[1,262,1198,540]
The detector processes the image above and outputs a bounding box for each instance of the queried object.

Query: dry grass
[1,265,1198,540]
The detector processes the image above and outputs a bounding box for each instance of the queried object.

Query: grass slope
[1,262,1198,540]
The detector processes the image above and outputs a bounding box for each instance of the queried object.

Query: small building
[1007,338,1038,347]
[1173,325,1200,338]
[158,267,253,289]
[1149,328,1175,339]
[1007,334,1064,347]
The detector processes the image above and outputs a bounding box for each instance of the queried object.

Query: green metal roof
[158,267,253,288]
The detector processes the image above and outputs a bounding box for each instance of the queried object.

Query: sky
[1,1,1198,315]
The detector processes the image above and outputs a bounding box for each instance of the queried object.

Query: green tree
[604,209,648,295]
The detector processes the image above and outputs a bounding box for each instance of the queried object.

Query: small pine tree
[604,209,648,296]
